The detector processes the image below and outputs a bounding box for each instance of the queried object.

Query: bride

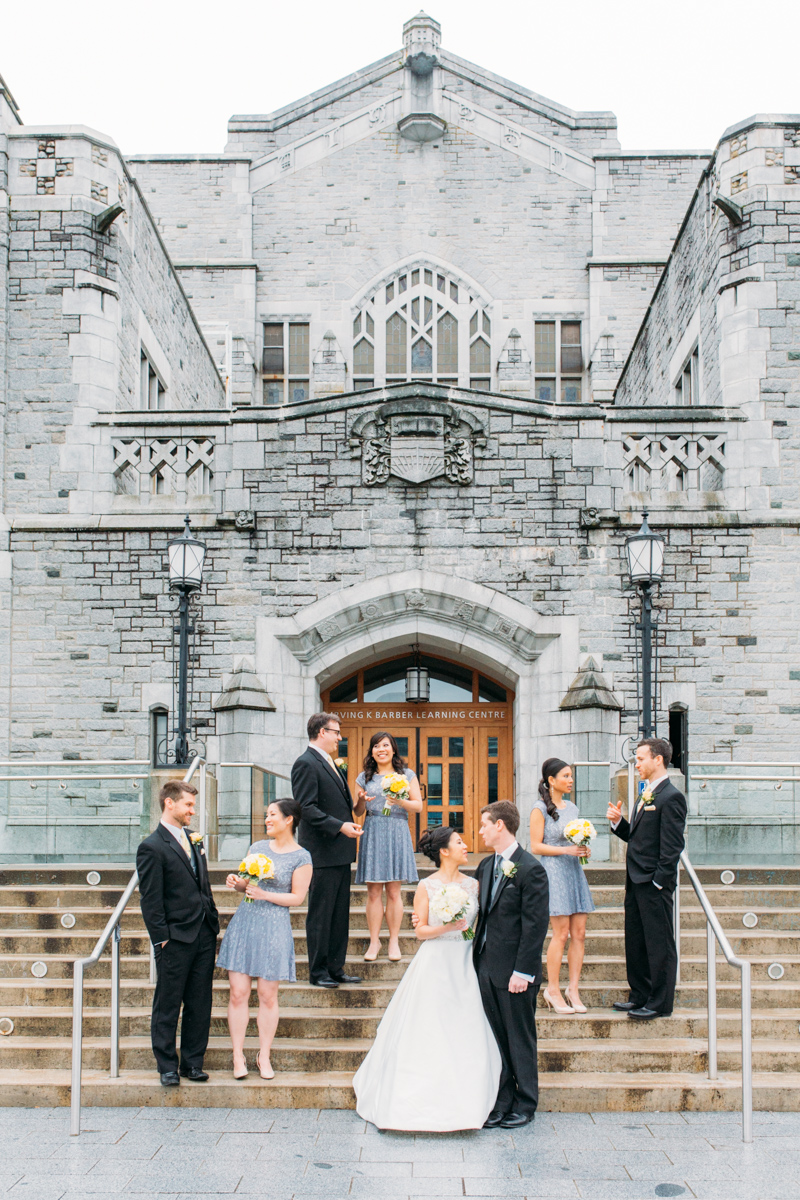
[353,825,501,1130]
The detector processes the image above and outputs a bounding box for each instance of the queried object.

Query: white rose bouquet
[563,818,597,866]
[429,883,474,941]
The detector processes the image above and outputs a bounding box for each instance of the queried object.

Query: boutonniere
[189,832,205,855]
[640,787,654,804]
[501,861,518,879]
[334,757,348,775]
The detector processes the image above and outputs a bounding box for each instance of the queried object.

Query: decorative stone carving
[623,433,726,492]
[235,510,256,531]
[312,330,346,397]
[494,617,518,641]
[559,656,622,711]
[350,399,486,487]
[453,601,476,621]
[317,618,342,641]
[405,590,429,610]
[112,438,214,497]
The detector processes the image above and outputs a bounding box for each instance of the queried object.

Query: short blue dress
[355,769,419,885]
[216,840,312,980]
[532,798,596,917]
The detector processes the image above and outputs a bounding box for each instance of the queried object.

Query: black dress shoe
[627,1006,661,1020]
[483,1110,507,1128]
[330,972,362,984]
[500,1112,532,1128]
[160,1071,180,1087]
[180,1067,209,1081]
[612,1000,640,1012]
[310,976,339,988]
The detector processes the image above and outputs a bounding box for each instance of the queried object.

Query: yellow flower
[389,777,407,793]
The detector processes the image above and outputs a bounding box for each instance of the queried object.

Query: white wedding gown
[353,874,502,1131]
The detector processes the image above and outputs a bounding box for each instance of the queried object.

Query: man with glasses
[292,712,363,988]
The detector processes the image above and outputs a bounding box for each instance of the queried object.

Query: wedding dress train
[353,875,502,1131]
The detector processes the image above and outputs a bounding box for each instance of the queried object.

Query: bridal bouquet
[430,884,474,941]
[237,852,275,902]
[563,818,597,866]
[380,772,409,815]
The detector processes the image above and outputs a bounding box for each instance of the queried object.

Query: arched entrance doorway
[322,652,514,852]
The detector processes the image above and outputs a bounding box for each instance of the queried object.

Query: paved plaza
[0,1106,798,1199]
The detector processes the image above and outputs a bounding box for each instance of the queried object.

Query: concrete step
[3,1034,797,1074]
[0,1005,389,1038]
[1,1067,798,1111]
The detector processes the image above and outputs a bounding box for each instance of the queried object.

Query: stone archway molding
[266,570,565,686]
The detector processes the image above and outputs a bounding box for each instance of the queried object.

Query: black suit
[473,845,550,1117]
[292,746,357,983]
[612,776,687,1014]
[136,824,220,1074]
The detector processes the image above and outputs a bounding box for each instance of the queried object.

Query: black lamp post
[167,515,206,765]
[624,511,665,739]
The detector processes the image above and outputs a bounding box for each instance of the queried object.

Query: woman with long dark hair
[529,758,595,1014]
[217,798,312,1079]
[353,731,422,962]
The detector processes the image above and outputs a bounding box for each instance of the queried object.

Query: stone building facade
[1,15,799,857]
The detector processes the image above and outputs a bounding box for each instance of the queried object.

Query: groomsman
[292,712,363,988]
[607,737,687,1020]
[136,780,219,1085]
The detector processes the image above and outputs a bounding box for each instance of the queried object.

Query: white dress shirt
[491,840,534,984]
[160,818,192,858]
[309,742,341,778]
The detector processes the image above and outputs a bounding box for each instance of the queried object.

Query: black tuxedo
[612,776,687,1014]
[136,823,220,1074]
[473,845,550,1117]
[292,746,356,982]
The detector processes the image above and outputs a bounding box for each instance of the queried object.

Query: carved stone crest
[350,399,486,487]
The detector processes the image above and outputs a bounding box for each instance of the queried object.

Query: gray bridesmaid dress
[532,798,596,917]
[355,769,419,884]
[216,840,311,980]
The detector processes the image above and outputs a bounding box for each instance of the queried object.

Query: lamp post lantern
[167,516,206,765]
[405,643,430,704]
[624,511,665,739]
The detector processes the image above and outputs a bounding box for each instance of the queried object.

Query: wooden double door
[336,718,513,852]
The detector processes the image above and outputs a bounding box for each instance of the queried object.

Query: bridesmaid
[529,758,595,1015]
[216,798,312,1080]
[354,732,422,962]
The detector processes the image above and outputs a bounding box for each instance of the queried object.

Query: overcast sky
[3,0,798,157]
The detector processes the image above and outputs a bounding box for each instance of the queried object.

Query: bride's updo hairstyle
[418,826,455,866]
[538,758,569,820]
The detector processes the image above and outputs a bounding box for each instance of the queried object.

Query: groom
[473,800,549,1129]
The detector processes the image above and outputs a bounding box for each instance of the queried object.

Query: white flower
[501,861,517,879]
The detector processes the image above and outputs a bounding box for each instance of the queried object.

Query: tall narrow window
[535,319,583,402]
[262,321,309,404]
[674,346,700,406]
[669,707,688,783]
[437,312,458,380]
[141,350,166,410]
[386,313,407,378]
[470,334,490,390]
[151,707,169,767]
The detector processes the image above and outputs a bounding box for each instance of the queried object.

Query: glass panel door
[419,728,475,845]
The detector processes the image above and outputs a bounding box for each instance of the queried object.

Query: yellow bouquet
[380,772,409,815]
[563,818,597,865]
[237,852,275,902]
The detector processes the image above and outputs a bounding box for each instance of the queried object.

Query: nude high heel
[256,1051,275,1080]
[542,988,574,1014]
[565,988,587,1014]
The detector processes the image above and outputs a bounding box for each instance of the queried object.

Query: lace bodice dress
[353,869,501,1130]
[422,874,479,938]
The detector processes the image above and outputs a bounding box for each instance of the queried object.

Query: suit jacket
[136,823,220,945]
[472,845,550,988]
[293,746,357,868]
[612,776,687,890]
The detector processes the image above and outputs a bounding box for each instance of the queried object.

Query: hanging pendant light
[405,643,430,703]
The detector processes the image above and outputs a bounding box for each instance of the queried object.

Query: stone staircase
[0,861,799,1111]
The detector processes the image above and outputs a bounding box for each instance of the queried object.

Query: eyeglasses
[323,727,342,737]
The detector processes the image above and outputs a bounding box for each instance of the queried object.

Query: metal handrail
[69,756,202,1136]
[678,850,753,1143]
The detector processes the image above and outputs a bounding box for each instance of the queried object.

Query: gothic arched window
[352,264,492,391]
